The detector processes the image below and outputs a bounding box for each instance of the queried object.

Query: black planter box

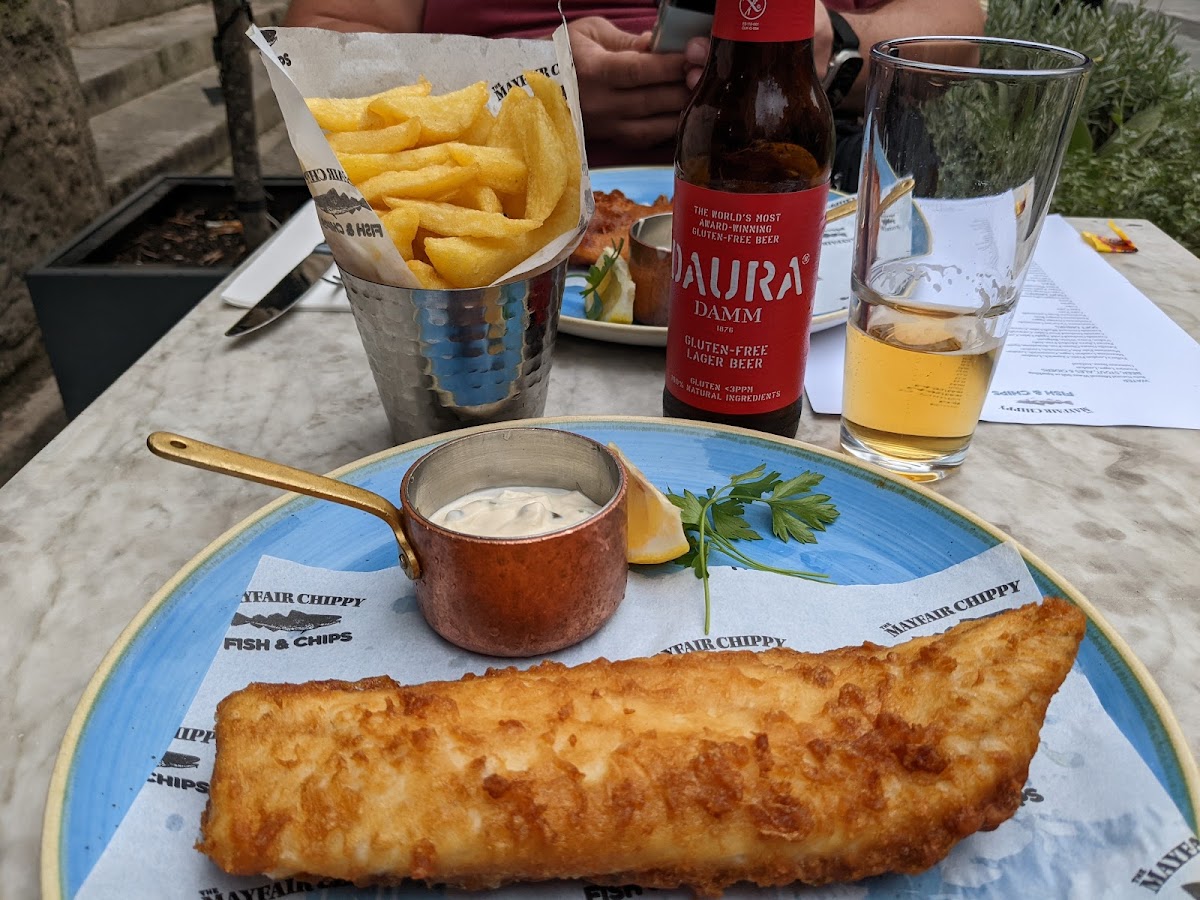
[26,175,311,418]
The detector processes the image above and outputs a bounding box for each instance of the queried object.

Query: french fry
[526,70,581,181]
[357,164,479,206]
[514,98,569,222]
[424,234,531,289]
[326,119,422,155]
[447,183,504,214]
[444,144,527,194]
[369,82,489,144]
[484,86,568,221]
[370,77,433,103]
[306,97,385,133]
[383,199,540,238]
[525,72,573,147]
[487,87,533,154]
[406,259,453,290]
[335,145,453,183]
[459,105,495,146]
[527,72,583,236]
[305,79,431,132]
[380,207,421,260]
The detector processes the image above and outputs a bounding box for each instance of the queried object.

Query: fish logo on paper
[231,610,342,633]
[227,609,353,651]
[1016,399,1075,407]
[147,751,209,794]
[314,188,371,217]
[157,751,200,770]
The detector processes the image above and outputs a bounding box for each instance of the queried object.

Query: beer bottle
[663,0,834,438]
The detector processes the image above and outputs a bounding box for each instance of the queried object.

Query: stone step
[1114,0,1200,69]
[206,119,303,179]
[1150,0,1200,37]
[72,1,288,119]
[71,0,197,36]
[93,59,285,203]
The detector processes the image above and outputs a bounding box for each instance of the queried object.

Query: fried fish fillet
[198,598,1085,896]
[569,188,672,267]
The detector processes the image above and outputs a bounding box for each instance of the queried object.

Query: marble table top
[2,217,1197,898]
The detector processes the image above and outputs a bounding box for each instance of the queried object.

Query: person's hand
[566,16,690,148]
[683,4,834,91]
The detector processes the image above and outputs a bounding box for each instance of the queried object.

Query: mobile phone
[649,0,715,53]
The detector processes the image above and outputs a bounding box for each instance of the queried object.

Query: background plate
[44,417,1199,898]
[562,168,854,346]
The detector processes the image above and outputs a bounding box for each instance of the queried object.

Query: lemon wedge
[590,247,635,324]
[609,443,689,565]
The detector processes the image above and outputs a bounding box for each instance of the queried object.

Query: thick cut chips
[444,144,527,195]
[326,119,421,155]
[380,207,421,260]
[311,71,584,288]
[357,165,479,206]
[305,78,431,132]
[383,199,540,238]
[487,88,568,222]
[369,82,489,145]
[406,259,452,290]
[336,145,453,184]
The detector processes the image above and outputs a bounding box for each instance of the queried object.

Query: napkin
[221,201,350,312]
[75,543,1200,898]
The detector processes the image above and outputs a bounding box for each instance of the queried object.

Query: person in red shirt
[283,0,984,168]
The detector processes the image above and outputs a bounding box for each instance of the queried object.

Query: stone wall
[0,0,106,386]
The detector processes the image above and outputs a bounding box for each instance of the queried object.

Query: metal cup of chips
[341,262,566,445]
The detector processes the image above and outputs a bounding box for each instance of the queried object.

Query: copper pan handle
[147,431,421,579]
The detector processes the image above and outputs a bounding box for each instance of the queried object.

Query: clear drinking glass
[840,37,1091,480]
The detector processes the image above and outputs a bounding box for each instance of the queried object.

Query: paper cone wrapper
[247,24,593,289]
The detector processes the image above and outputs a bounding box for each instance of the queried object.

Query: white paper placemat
[76,543,1200,898]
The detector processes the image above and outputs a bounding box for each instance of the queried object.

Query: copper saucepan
[147,428,628,657]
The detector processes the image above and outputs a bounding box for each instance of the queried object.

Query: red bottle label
[712,0,815,42]
[665,179,828,415]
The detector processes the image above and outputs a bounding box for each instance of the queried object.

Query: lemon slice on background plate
[584,247,635,325]
[608,443,689,564]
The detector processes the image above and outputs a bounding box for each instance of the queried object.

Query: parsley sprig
[667,465,839,633]
[581,238,624,320]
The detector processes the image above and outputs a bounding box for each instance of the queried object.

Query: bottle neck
[705,34,818,76]
[712,0,815,43]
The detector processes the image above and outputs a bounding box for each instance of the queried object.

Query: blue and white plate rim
[41,416,1200,898]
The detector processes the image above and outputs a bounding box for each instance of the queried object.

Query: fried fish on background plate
[197,598,1086,897]
[570,189,672,268]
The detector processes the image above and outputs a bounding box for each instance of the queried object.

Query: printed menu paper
[805,216,1200,429]
[76,543,1200,898]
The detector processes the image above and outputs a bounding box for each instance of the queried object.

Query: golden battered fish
[198,598,1085,896]
[569,189,672,268]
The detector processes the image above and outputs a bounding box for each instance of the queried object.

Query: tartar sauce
[429,486,601,538]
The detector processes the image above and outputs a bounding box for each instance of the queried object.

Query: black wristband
[822,10,864,110]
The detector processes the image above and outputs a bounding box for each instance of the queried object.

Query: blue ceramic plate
[563,168,856,346]
[43,417,1199,898]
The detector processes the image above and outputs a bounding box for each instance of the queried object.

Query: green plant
[987,0,1200,255]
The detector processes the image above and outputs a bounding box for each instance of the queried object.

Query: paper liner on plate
[246,24,594,289]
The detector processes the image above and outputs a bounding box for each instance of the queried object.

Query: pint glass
[841,37,1091,480]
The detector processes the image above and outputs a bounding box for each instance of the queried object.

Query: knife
[224,244,334,337]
